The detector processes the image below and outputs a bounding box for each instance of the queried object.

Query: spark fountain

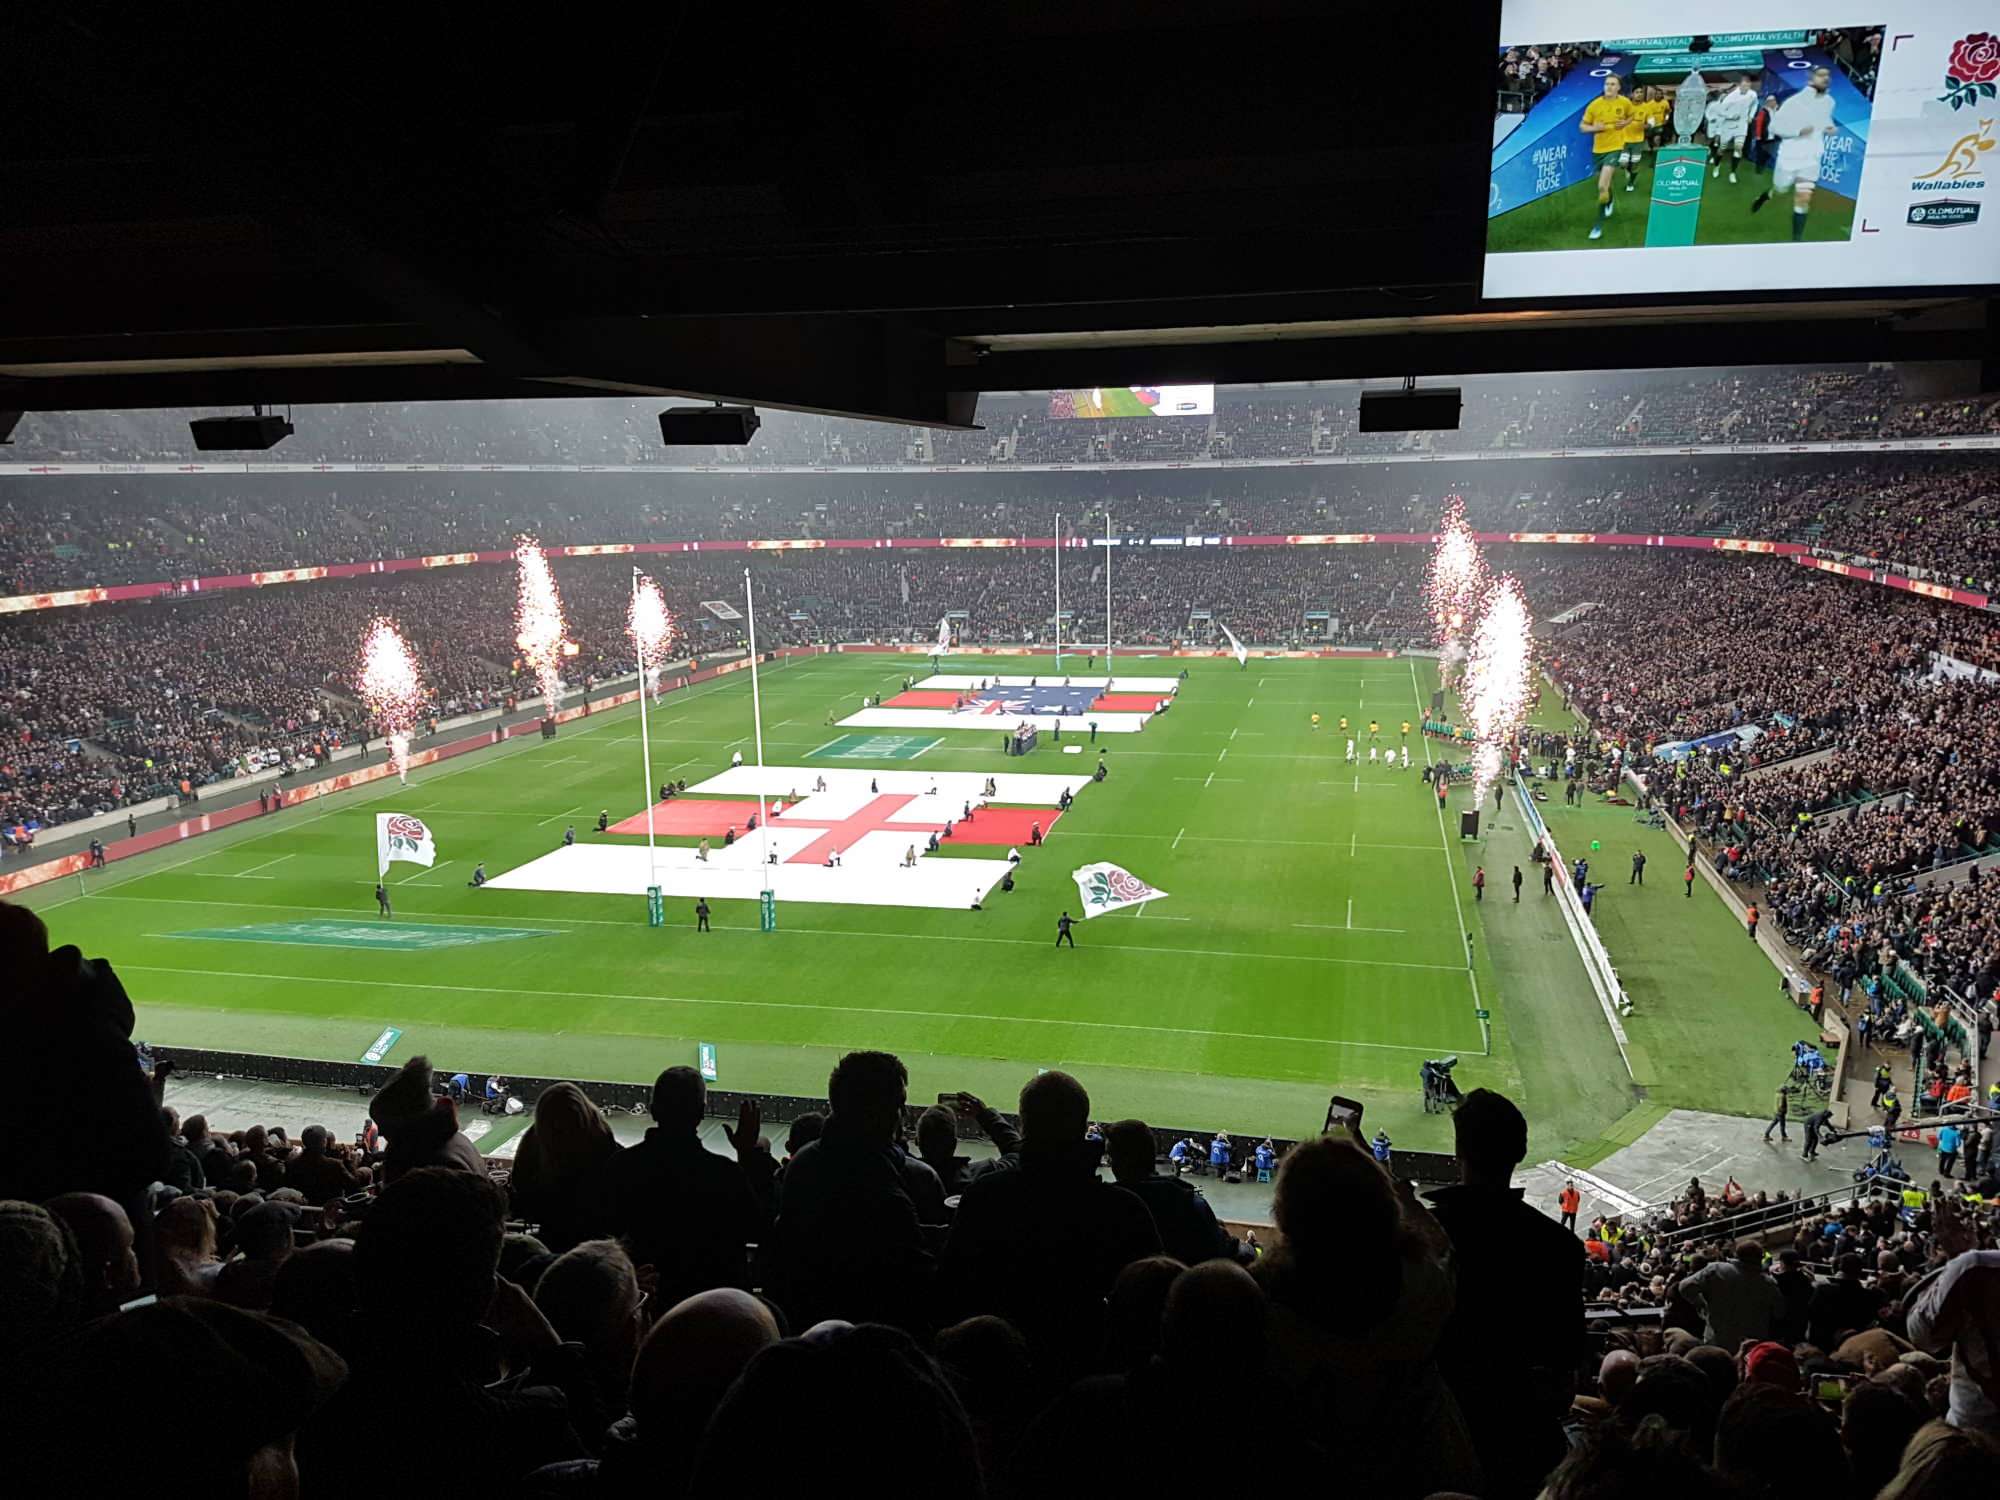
[513,538,570,715]
[356,617,425,783]
[627,572,674,892]
[1423,496,1491,694]
[1464,574,1535,806]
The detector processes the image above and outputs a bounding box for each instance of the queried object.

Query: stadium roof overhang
[3,6,1993,429]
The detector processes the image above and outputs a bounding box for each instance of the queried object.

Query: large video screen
[1047,386,1216,419]
[1487,4,1999,297]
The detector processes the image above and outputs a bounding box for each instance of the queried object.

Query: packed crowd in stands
[8,449,2000,599]
[1542,553,2000,1009]
[7,893,2000,1496]
[9,368,1997,476]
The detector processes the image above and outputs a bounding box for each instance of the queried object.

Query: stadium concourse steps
[156,1044,1464,1184]
[2,527,1992,621]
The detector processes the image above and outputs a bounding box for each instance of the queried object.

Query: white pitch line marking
[396,860,454,885]
[1294,922,1409,935]
[122,944,1466,1019]
[1172,827,1186,850]
[1229,728,1238,741]
[536,804,584,827]
[1204,771,1215,788]
[235,853,294,878]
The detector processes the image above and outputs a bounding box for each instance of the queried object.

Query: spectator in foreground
[693,1323,981,1494]
[914,1092,1021,1198]
[1904,1198,2000,1436]
[1711,1381,1841,1496]
[1808,1252,1882,1351]
[1425,1088,1583,1498]
[1878,1420,2000,1495]
[213,1201,297,1311]
[0,1199,87,1402]
[533,1238,647,1439]
[770,1050,939,1331]
[1679,1239,1784,1351]
[1103,1117,1238,1266]
[1011,1258,1322,1493]
[31,1296,346,1493]
[367,1054,488,1182]
[284,1124,361,1205]
[0,903,168,1271]
[42,1192,141,1319]
[940,1070,1161,1386]
[1254,1132,1480,1498]
[1841,1381,1928,1495]
[586,1066,773,1309]
[511,1081,623,1254]
[269,1239,361,1363]
[299,1167,586,1493]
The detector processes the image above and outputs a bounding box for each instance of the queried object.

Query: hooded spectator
[1253,1132,1480,1497]
[511,1082,622,1253]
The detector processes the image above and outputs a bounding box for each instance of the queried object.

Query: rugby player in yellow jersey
[1622,88,1652,192]
[1580,74,1637,241]
[1639,87,1670,163]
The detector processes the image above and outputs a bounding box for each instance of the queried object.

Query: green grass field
[1487,154,1856,254]
[21,654,1813,1165]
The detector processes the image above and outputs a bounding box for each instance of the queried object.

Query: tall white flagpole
[1104,508,1113,683]
[1054,512,1063,675]
[633,568,659,893]
[743,568,773,881]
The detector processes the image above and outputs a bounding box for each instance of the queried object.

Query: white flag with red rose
[376,812,438,877]
[1071,861,1168,918]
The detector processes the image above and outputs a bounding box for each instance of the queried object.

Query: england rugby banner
[934,615,952,655]
[377,813,438,877]
[1072,861,1168,917]
[1218,622,1248,667]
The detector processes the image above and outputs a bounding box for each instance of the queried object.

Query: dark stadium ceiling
[2,5,1993,430]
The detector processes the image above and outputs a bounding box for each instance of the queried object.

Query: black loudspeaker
[1459,810,1481,839]
[1359,386,1461,432]
[659,405,761,445]
[189,413,294,450]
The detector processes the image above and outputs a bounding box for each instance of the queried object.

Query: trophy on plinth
[1646,69,1714,246]
[1673,70,1709,145]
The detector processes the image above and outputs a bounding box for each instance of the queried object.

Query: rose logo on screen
[1940,33,2000,110]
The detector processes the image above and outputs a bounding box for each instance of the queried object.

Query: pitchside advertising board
[1488,2,1999,297]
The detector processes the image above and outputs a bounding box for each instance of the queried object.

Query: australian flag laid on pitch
[969,684,1101,716]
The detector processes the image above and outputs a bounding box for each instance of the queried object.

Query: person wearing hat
[1740,1340,1800,1391]
[215,1200,299,1311]
[27,1297,345,1491]
[367,1054,489,1183]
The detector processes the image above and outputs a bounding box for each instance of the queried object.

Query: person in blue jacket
[1209,1131,1232,1176]
[1168,1137,1191,1176]
[1254,1138,1277,1174]
[1372,1128,1394,1165]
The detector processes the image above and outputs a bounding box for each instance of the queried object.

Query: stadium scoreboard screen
[1487,3,1999,297]
[1048,385,1216,419]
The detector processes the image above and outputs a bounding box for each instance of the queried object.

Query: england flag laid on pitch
[377,813,438,877]
[1071,861,1168,917]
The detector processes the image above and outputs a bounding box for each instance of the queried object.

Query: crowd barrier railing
[1513,771,1634,1079]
